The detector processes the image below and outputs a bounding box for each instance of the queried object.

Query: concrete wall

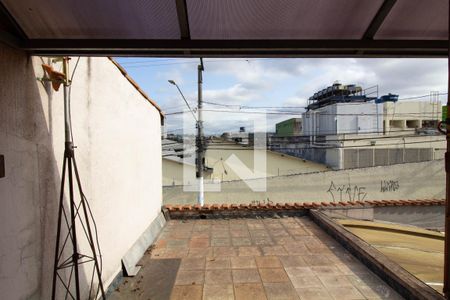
[0,44,162,299]
[163,159,444,205]
[323,205,444,231]
[383,101,441,132]
[163,146,329,186]
[163,157,196,186]
[270,131,445,170]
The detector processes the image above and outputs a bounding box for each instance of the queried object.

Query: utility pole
[197,58,205,206]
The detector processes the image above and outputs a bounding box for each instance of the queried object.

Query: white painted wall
[164,159,444,205]
[303,102,382,136]
[0,44,162,299]
[383,101,442,132]
[336,103,382,134]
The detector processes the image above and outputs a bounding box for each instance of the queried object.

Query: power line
[217,133,444,143]
[161,103,194,110]
[399,93,447,101]
[169,82,198,122]
[166,108,444,117]
[118,58,194,65]
[121,58,262,68]
[203,92,446,106]
[202,101,241,108]
[165,127,185,133]
[206,138,445,150]
[200,93,447,110]
[182,126,442,136]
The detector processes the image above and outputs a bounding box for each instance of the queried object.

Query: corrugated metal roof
[0,0,447,57]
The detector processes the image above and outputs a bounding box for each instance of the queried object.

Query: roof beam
[363,0,397,39]
[0,2,27,48]
[24,39,448,58]
[174,0,190,40]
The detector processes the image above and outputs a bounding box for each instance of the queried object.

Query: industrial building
[270,83,445,169]
[221,127,250,145]
[275,118,302,137]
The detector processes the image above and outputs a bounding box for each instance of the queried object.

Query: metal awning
[0,0,448,57]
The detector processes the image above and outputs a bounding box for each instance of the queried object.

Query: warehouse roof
[0,0,448,57]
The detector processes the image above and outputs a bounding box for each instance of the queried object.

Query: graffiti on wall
[251,198,274,205]
[327,181,367,202]
[380,180,399,192]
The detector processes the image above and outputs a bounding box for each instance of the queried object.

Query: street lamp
[167,80,197,122]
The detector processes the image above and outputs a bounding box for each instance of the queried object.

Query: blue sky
[115,58,448,135]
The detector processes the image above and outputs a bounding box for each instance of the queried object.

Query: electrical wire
[184,93,448,112]
[165,108,444,117]
[165,127,185,133]
[212,133,444,144]
[170,83,198,122]
[119,58,265,68]
[166,126,442,138]
[204,138,445,150]
[118,58,193,65]
[167,136,445,150]
[68,57,80,143]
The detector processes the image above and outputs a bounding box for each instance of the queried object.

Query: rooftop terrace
[109,215,404,300]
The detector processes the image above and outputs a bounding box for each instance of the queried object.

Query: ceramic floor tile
[170,285,203,300]
[264,282,299,300]
[189,238,210,248]
[279,256,308,268]
[232,269,261,283]
[289,275,323,289]
[261,246,288,256]
[256,256,283,268]
[203,284,234,300]
[206,257,231,270]
[238,246,262,256]
[295,287,331,300]
[179,257,205,270]
[318,275,353,288]
[234,283,268,300]
[214,247,237,257]
[259,268,289,283]
[205,269,233,285]
[231,256,257,269]
[175,270,204,285]
[326,286,365,300]
[112,217,403,300]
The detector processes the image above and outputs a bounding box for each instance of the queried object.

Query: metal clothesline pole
[50,57,105,300]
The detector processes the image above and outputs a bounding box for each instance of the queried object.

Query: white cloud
[162,57,448,134]
[204,83,261,104]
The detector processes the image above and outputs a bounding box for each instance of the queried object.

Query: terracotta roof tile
[163,199,444,213]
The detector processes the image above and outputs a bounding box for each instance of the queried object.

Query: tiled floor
[111,216,403,300]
